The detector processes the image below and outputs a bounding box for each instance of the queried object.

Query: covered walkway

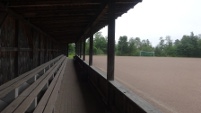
[55,59,107,113]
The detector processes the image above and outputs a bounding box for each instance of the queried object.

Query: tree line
[74,32,201,57]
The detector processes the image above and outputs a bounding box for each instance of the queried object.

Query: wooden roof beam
[8,2,102,8]
[23,13,96,18]
[0,2,56,42]
[8,2,139,8]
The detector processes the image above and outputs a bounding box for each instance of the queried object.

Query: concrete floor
[55,59,106,113]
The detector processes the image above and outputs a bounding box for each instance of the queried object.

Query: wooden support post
[107,0,115,81]
[89,35,93,66]
[79,41,82,58]
[14,19,19,77]
[77,42,80,56]
[77,42,79,57]
[83,39,86,61]
[66,44,69,57]
[75,43,77,56]
[76,42,79,56]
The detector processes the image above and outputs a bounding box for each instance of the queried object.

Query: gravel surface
[85,56,201,113]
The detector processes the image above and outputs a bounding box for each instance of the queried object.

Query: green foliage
[176,32,201,57]
[117,36,129,55]
[68,43,75,54]
[68,43,75,57]
[128,38,137,56]
[117,36,154,56]
[85,32,107,55]
[94,32,107,54]
[84,32,201,57]
[154,32,201,57]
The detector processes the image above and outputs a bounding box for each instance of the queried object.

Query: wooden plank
[33,58,67,113]
[1,57,65,113]
[0,47,33,52]
[8,1,102,7]
[0,55,62,92]
[0,3,57,43]
[19,57,65,97]
[0,56,65,99]
[0,13,8,28]
[43,58,67,113]
[0,56,61,92]
[14,19,19,78]
[13,58,66,113]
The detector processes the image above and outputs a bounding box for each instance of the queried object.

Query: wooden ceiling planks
[0,0,142,44]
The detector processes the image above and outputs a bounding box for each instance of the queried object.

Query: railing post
[89,35,93,66]
[107,0,115,81]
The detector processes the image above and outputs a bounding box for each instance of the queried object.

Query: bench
[0,55,67,113]
[0,55,62,92]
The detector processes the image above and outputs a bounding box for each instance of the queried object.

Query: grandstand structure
[0,0,160,113]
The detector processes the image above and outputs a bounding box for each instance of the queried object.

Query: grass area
[68,54,74,59]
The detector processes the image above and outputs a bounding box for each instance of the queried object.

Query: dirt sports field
[85,56,201,113]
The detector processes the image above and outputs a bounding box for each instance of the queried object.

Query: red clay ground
[85,56,201,113]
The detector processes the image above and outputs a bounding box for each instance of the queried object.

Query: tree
[164,36,176,56]
[175,32,201,57]
[117,36,129,55]
[140,39,154,52]
[94,32,107,54]
[155,36,173,56]
[128,38,137,56]
[134,37,141,49]
[68,43,75,55]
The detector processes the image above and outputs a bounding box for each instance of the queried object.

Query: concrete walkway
[55,59,106,113]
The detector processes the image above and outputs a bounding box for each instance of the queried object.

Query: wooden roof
[1,0,141,43]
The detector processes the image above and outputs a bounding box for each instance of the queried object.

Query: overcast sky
[100,0,201,47]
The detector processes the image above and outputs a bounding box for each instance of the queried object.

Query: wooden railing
[74,56,161,113]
